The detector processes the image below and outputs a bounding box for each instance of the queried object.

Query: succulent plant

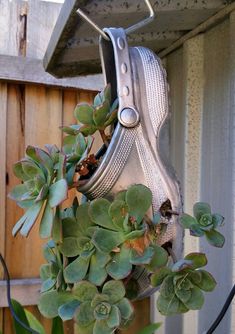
[89,184,168,280]
[151,253,216,316]
[62,84,118,139]
[180,202,225,247]
[9,145,68,238]
[9,82,226,332]
[62,133,93,185]
[40,240,66,293]
[61,203,110,286]
[73,280,134,334]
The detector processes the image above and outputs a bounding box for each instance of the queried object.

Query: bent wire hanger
[76,0,155,41]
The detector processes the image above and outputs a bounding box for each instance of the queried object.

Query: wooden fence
[0,1,150,333]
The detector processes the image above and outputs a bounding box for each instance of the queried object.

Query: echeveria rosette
[180,202,225,247]
[9,146,68,238]
[62,84,118,137]
[151,253,217,316]
[61,203,111,286]
[73,280,134,334]
[62,133,93,185]
[90,184,168,280]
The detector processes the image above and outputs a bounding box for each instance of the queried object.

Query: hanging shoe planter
[8,1,226,333]
[78,26,183,299]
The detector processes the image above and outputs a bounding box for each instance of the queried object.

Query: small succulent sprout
[73,280,134,334]
[89,184,159,279]
[62,133,93,185]
[9,146,68,238]
[40,240,66,293]
[151,253,216,316]
[180,202,225,248]
[62,203,110,286]
[73,84,118,137]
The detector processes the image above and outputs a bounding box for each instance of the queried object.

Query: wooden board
[0,54,103,91]
[0,83,7,334]
[0,0,27,56]
[27,0,62,59]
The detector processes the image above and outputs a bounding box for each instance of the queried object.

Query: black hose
[0,253,39,334]
[206,284,235,334]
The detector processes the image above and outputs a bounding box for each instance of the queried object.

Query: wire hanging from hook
[76,0,155,41]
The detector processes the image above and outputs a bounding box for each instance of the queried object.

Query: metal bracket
[76,0,155,41]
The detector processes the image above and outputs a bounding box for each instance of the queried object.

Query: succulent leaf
[64,256,89,283]
[151,267,172,287]
[212,213,224,228]
[157,294,180,316]
[109,199,129,231]
[89,198,118,231]
[116,298,134,320]
[58,300,81,321]
[145,246,169,272]
[12,201,43,237]
[102,280,125,304]
[183,286,204,310]
[73,281,98,302]
[88,253,108,286]
[106,305,121,328]
[38,291,73,318]
[39,201,54,238]
[74,103,95,125]
[48,179,68,208]
[76,301,95,327]
[59,237,81,257]
[106,245,132,280]
[92,228,125,253]
[93,320,112,334]
[194,270,216,292]
[126,184,152,223]
[130,247,155,265]
[205,229,225,248]
[93,100,110,127]
[184,253,207,269]
[180,214,198,229]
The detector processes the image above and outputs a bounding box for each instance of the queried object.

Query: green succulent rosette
[89,184,168,280]
[38,280,133,333]
[9,145,68,238]
[180,202,225,247]
[151,253,216,316]
[74,280,134,334]
[61,203,111,286]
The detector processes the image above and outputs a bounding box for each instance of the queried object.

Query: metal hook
[76,0,155,41]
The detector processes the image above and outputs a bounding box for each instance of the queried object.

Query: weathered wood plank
[4,84,27,334]
[0,278,41,308]
[0,0,27,56]
[23,85,64,333]
[0,84,7,277]
[0,55,103,91]
[27,0,62,59]
[0,82,7,334]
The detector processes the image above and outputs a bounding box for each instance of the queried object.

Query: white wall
[164,12,235,334]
